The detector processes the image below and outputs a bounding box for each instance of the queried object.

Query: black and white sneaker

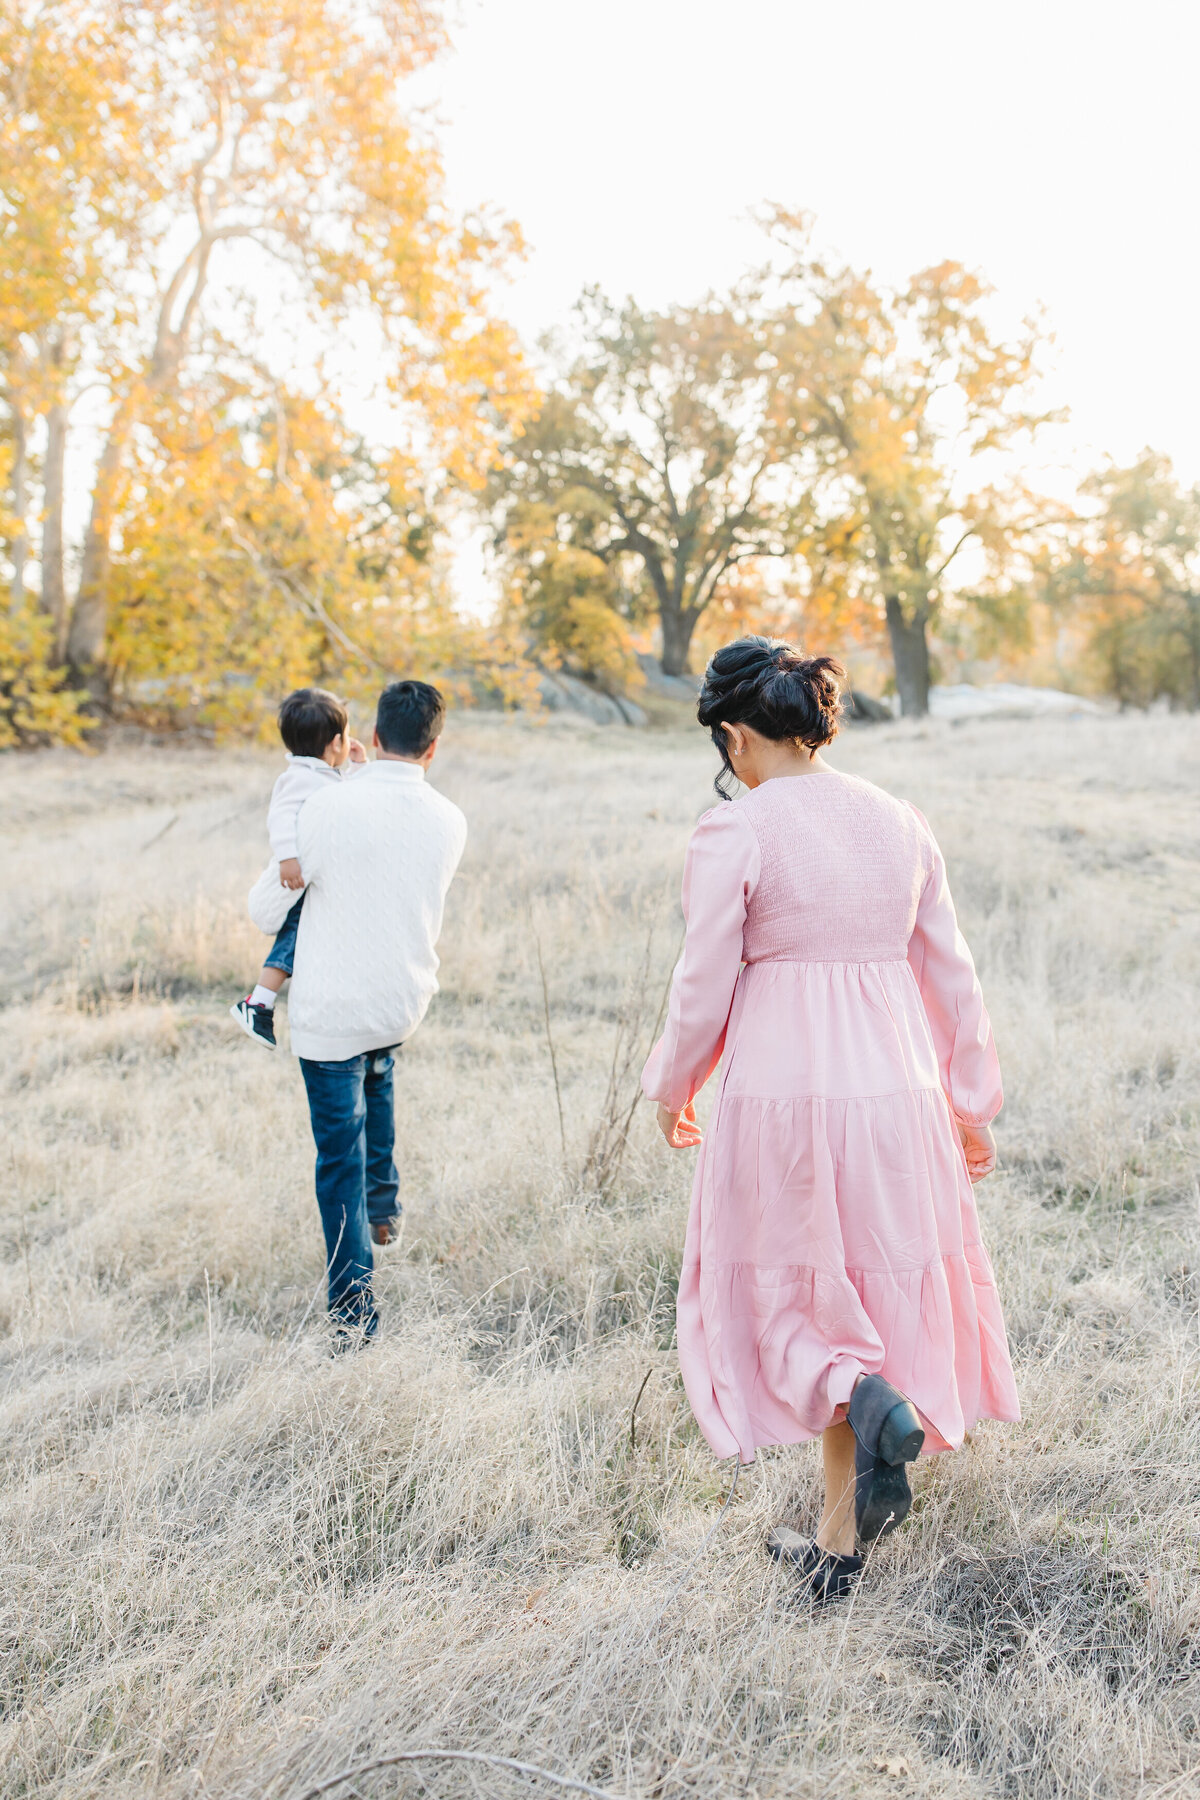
[230,997,277,1048]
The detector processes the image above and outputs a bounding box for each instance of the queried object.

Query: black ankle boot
[847,1374,925,1542]
[766,1525,863,1605]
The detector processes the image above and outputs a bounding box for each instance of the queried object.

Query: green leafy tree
[761,212,1057,714]
[1060,452,1200,708]
[492,288,823,677]
[493,224,1056,709]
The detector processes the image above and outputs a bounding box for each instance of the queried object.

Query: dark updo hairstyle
[696,636,845,799]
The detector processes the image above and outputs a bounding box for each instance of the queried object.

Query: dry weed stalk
[582,922,679,1200]
[534,926,568,1160]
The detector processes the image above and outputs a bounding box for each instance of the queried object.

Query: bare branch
[220,517,384,668]
[931,525,976,580]
[173,238,215,350]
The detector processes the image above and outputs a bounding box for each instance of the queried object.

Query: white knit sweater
[248,761,466,1061]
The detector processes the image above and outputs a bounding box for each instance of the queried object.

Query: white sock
[250,984,278,1010]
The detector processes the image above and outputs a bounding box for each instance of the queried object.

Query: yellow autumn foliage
[0,605,92,749]
[1,0,537,737]
[107,379,536,738]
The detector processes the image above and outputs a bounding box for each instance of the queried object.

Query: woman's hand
[347,737,367,763]
[957,1120,996,1183]
[657,1101,702,1148]
[279,857,305,891]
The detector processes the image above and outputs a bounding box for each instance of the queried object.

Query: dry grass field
[3,710,1200,1800]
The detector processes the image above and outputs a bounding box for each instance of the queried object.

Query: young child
[230,687,365,1048]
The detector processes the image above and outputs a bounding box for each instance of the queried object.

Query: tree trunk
[885,595,931,716]
[42,396,68,657]
[660,604,698,677]
[65,406,132,688]
[64,236,211,684]
[8,403,27,612]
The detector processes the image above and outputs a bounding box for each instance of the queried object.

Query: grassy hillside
[2,712,1199,1800]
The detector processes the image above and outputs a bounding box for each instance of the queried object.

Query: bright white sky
[410,0,1199,483]
[68,0,1197,616]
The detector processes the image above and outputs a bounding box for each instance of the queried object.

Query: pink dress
[642,770,1020,1463]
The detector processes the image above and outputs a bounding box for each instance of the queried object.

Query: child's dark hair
[696,636,845,799]
[278,687,349,759]
[375,679,445,758]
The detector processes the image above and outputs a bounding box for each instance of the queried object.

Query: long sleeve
[906,810,1003,1126]
[247,860,296,936]
[642,805,761,1113]
[267,768,306,862]
[267,759,338,862]
[249,779,334,935]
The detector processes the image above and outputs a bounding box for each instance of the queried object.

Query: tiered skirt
[676,958,1021,1461]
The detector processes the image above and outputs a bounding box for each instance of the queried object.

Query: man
[249,679,466,1347]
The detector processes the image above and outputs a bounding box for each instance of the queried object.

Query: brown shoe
[370,1218,400,1246]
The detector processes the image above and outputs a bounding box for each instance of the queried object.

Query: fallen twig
[139,813,179,852]
[198,798,263,839]
[292,1746,628,1800]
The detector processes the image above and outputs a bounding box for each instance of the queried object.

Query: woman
[642,638,1020,1603]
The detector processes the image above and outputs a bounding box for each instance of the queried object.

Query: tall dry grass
[2,711,1199,1800]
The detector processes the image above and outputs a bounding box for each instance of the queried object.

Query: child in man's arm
[230,688,365,1049]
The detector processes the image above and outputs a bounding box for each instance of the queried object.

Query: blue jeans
[264,894,305,976]
[298,1048,401,1334]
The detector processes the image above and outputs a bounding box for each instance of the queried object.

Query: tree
[499,500,641,692]
[0,0,158,646]
[104,368,537,734]
[491,289,823,677]
[0,446,88,743]
[1058,453,1200,708]
[761,213,1057,715]
[494,221,1057,709]
[1,0,532,704]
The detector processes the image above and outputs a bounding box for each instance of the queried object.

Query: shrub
[0,605,92,749]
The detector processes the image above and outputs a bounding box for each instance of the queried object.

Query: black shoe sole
[849,1377,925,1543]
[856,1457,914,1540]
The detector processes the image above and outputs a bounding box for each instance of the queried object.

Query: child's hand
[347,737,367,763]
[657,1101,702,1148]
[279,858,305,891]
[957,1120,996,1183]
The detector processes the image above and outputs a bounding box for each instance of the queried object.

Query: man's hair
[277,688,349,759]
[375,679,445,758]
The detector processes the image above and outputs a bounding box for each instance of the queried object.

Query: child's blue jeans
[264,893,305,976]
